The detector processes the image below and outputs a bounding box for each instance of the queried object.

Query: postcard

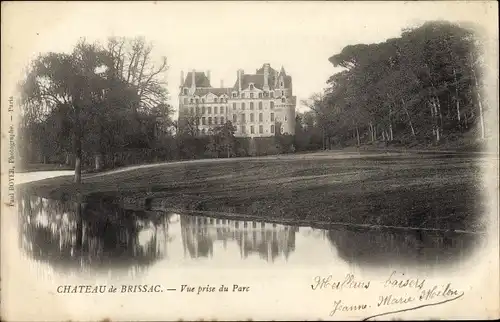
[1,1,499,321]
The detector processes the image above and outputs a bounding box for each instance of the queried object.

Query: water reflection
[180,216,297,262]
[18,194,171,276]
[17,193,479,277]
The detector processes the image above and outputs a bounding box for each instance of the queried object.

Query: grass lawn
[19,151,486,232]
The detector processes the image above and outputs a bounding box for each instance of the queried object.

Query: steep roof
[183,72,211,88]
[231,64,292,90]
[255,64,277,75]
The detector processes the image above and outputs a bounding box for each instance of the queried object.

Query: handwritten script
[311,270,464,320]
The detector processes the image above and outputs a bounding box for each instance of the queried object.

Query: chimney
[191,69,196,89]
[220,80,224,88]
[206,70,211,83]
[238,69,244,92]
[263,63,270,90]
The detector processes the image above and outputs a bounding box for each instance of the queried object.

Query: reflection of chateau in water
[17,191,480,275]
[18,194,172,276]
[180,215,298,262]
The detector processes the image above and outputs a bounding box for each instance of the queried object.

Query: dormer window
[249,84,254,90]
[281,97,286,103]
[233,93,237,98]
[214,97,218,103]
[263,92,268,98]
[183,88,188,95]
[195,98,199,103]
[270,92,274,98]
[280,82,284,87]
[190,98,194,103]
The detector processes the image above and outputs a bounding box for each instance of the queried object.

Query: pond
[15,191,481,278]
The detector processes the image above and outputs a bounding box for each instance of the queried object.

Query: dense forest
[18,21,492,180]
[299,21,492,150]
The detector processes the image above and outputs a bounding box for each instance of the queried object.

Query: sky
[2,1,498,118]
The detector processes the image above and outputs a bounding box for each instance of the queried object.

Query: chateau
[178,63,296,137]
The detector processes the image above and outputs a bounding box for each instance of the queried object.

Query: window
[202,117,206,125]
[207,106,212,114]
[250,84,254,90]
[195,98,199,103]
[250,93,254,98]
[214,106,218,114]
[281,97,286,103]
[201,129,206,135]
[264,91,268,97]
[282,91,285,96]
[259,113,263,122]
[258,93,263,98]
[270,101,274,109]
[202,106,206,114]
[202,98,205,103]
[183,88,188,95]
[196,106,200,114]
[214,97,218,103]
[233,103,236,110]
[270,92,274,98]
[220,106,224,114]
[214,117,218,125]
[250,125,254,134]
[250,113,254,122]
[190,107,194,114]
[271,125,275,133]
[258,102,263,110]
[241,93,245,98]
[221,116,225,124]
[233,93,237,98]
[190,98,194,103]
[250,102,254,110]
[233,114,237,123]
[285,116,287,121]
[280,82,284,87]
[183,98,188,104]
[241,125,246,134]
[270,113,275,121]
[241,114,246,123]
[259,125,263,134]
[242,103,245,110]
[208,117,212,125]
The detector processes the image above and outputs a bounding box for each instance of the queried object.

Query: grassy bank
[19,151,487,232]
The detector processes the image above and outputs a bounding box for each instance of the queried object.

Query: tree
[206,122,236,158]
[21,40,116,182]
[106,36,169,112]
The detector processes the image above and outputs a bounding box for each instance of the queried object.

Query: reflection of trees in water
[180,216,298,262]
[18,194,173,276]
[326,226,478,268]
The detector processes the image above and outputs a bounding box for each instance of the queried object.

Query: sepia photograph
[1,1,499,321]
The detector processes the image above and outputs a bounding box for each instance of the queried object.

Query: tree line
[301,21,490,149]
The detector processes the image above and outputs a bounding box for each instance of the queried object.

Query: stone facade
[178,63,296,137]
